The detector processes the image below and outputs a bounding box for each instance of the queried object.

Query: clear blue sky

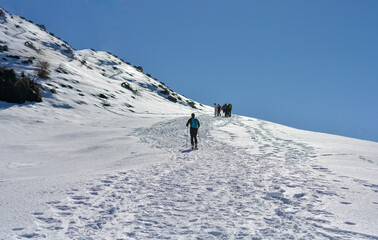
[1,0,377,142]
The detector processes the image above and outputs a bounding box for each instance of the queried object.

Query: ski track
[13,116,378,239]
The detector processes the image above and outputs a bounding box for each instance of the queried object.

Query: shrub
[7,55,20,59]
[134,66,143,72]
[99,93,108,99]
[36,60,50,79]
[0,9,5,19]
[37,24,46,31]
[187,100,197,109]
[0,45,8,52]
[121,82,139,95]
[159,89,169,95]
[0,66,42,103]
[21,59,33,65]
[168,95,177,103]
[80,56,87,66]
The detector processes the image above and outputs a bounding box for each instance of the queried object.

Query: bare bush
[36,60,50,79]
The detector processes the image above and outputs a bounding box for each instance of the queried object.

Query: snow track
[12,116,378,239]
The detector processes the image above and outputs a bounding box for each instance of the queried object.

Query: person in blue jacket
[186,113,200,149]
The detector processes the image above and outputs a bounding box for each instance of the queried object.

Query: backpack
[191,118,199,128]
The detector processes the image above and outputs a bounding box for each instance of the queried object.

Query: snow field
[4,114,377,239]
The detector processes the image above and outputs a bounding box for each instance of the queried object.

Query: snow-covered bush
[0,66,42,103]
[36,60,50,79]
[121,82,139,95]
[56,64,68,74]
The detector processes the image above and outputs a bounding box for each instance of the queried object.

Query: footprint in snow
[20,233,43,238]
[71,196,90,200]
[344,221,356,225]
[32,212,44,216]
[12,228,24,231]
[101,180,113,184]
[293,193,305,198]
[209,231,223,237]
[55,205,71,211]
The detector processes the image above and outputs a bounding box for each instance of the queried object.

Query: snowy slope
[1,8,378,240]
[0,8,207,115]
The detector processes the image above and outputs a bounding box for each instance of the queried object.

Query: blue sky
[1,0,377,142]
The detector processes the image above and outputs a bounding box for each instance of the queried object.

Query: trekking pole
[198,129,201,147]
[186,126,188,148]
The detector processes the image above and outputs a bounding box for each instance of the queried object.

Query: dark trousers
[190,128,198,146]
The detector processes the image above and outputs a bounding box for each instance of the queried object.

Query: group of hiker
[214,103,232,117]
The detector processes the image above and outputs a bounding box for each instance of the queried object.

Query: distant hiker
[214,103,217,117]
[228,103,232,117]
[217,104,221,116]
[186,113,200,150]
[222,104,228,117]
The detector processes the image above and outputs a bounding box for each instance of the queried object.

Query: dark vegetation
[168,95,177,103]
[0,66,42,103]
[99,93,108,99]
[134,66,143,72]
[159,89,169,95]
[0,45,8,52]
[36,60,50,79]
[7,55,20,59]
[187,100,197,109]
[121,82,139,95]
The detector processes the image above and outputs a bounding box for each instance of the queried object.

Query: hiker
[222,104,228,117]
[186,113,200,150]
[228,103,232,117]
[214,103,217,117]
[217,104,221,116]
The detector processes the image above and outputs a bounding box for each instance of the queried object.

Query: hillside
[0,8,207,115]
[1,8,378,239]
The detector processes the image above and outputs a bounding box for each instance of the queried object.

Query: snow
[1,8,378,239]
